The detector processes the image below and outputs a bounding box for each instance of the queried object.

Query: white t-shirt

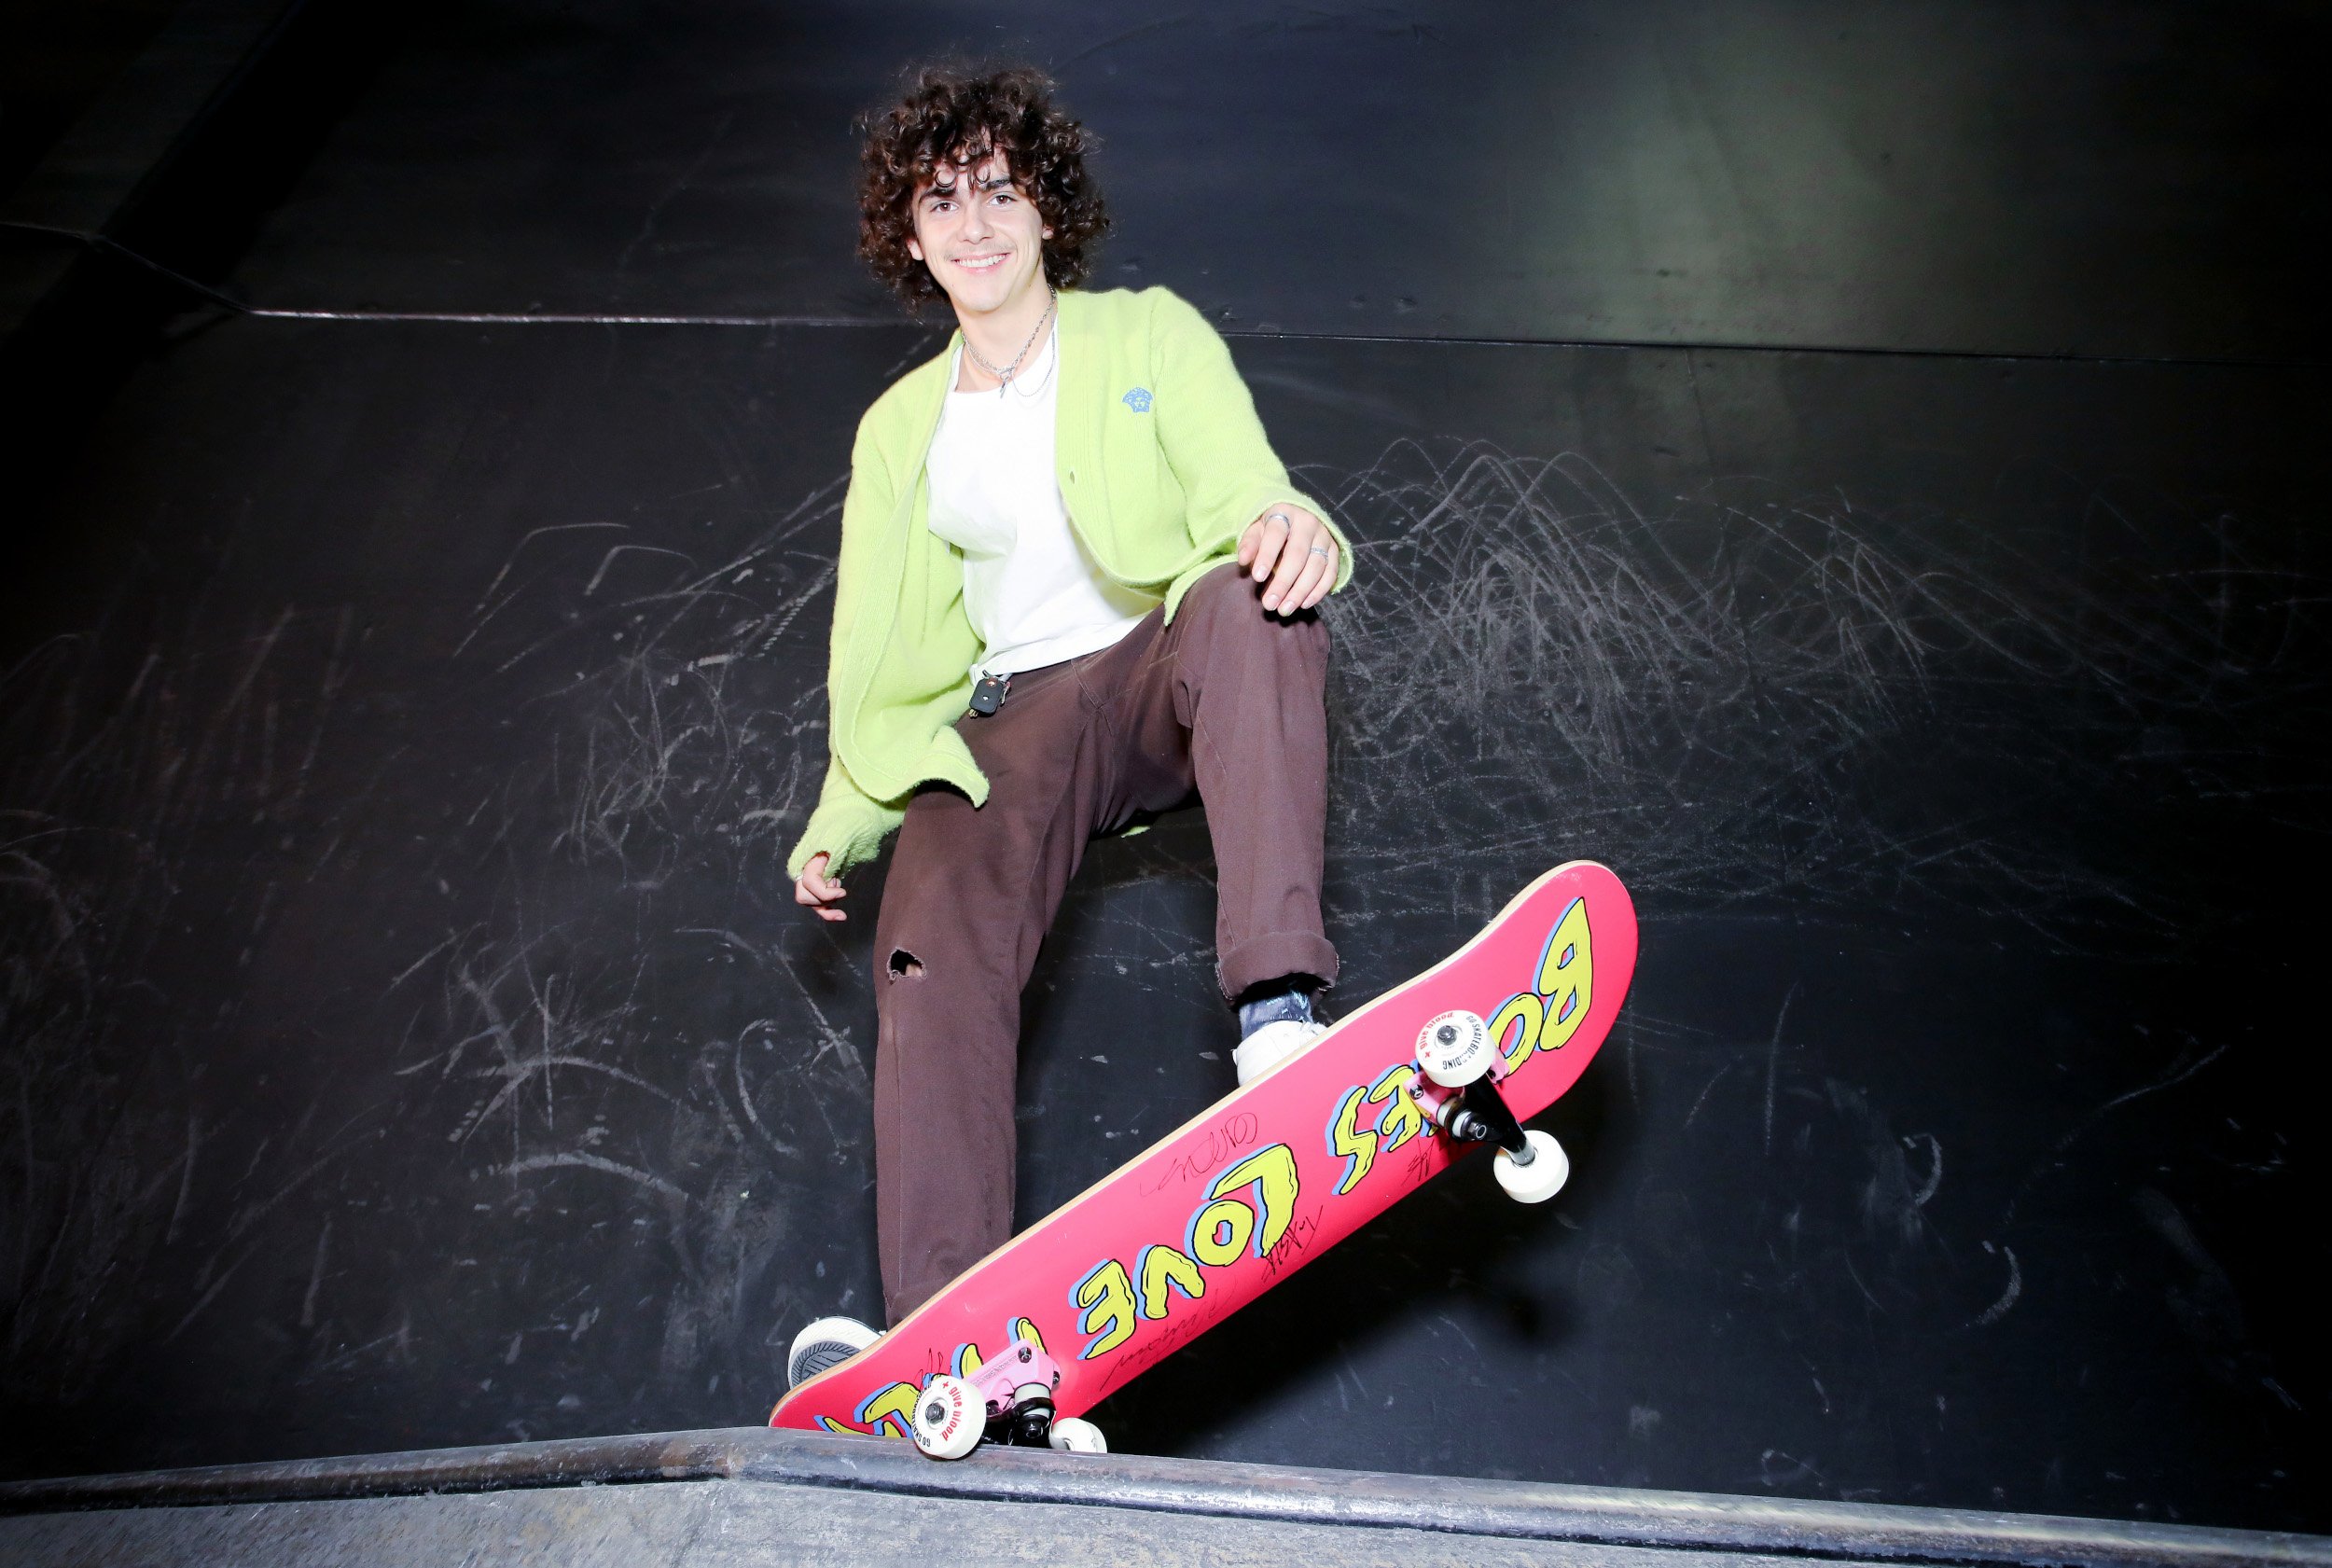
[924,327,1160,679]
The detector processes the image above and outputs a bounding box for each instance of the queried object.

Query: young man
[784,67,1353,1384]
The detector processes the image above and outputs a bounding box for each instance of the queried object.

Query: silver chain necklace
[964,288,1057,398]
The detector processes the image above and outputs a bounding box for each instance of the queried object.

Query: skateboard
[770,861,1638,1457]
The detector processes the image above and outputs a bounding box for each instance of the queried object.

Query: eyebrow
[923,172,1017,202]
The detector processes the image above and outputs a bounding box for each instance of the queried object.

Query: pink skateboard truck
[905,1339,1106,1460]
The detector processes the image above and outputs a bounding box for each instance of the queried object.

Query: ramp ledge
[0,1427,2320,1568]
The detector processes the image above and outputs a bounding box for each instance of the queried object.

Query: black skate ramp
[4,1429,2325,1568]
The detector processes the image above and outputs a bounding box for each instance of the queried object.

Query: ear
[1042,227,1054,239]
[907,236,924,262]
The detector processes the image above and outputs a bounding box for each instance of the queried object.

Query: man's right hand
[794,852,848,922]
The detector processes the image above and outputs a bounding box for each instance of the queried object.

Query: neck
[951,282,1055,390]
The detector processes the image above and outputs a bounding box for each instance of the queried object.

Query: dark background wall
[0,0,2323,1533]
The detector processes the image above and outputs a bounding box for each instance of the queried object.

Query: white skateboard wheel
[1048,1416,1108,1454]
[910,1374,984,1460]
[1416,1009,1493,1088]
[1493,1130,1569,1204]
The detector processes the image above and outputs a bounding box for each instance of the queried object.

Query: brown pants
[870,562,1336,1324]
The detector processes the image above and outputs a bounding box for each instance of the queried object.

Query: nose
[960,201,992,242]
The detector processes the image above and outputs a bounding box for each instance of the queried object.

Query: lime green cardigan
[786,285,1353,879]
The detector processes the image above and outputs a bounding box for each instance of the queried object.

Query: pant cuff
[1217,930,1340,1003]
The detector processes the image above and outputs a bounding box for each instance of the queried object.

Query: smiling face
[903,148,1056,320]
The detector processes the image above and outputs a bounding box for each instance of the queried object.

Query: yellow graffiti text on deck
[1188,1196,1255,1264]
[1210,1145,1298,1255]
[1074,1144,1300,1360]
[1328,1086,1379,1195]
[1326,1064,1426,1195]
[815,1380,920,1437]
[1328,1065,1425,1196]
[1073,1258,1138,1357]
[1368,1064,1425,1149]
[850,1380,920,1438]
[1533,895,1593,1053]
[1491,991,1543,1073]
[1138,1243,1206,1317]
[1490,895,1593,1071]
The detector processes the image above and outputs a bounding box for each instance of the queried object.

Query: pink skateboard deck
[770,861,1638,1442]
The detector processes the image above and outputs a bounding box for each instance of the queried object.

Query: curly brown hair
[856,65,1110,312]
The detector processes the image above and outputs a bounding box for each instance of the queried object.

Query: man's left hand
[1237,504,1339,616]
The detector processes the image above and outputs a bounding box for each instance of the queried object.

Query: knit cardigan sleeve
[785,414,914,881]
[1147,289,1354,596]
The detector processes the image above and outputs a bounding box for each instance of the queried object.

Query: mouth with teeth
[952,251,1010,272]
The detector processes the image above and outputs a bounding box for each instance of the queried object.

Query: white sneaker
[787,1314,880,1387]
[1233,1019,1327,1085]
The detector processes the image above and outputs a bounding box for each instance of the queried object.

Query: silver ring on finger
[1269,512,1291,528]
[1308,543,1331,557]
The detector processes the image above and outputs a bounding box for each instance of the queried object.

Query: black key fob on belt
[969,673,1010,715]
